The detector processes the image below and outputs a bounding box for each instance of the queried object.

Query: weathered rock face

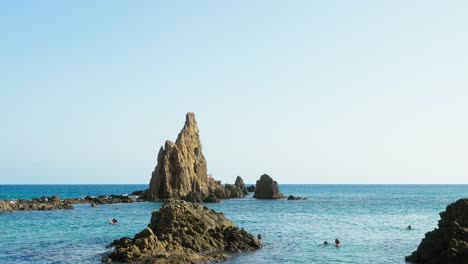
[105,200,262,263]
[147,113,210,201]
[406,198,468,263]
[146,113,231,203]
[253,174,284,199]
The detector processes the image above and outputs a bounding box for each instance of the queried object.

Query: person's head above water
[323,241,329,245]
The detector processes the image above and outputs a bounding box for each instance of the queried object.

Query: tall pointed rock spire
[147,112,209,201]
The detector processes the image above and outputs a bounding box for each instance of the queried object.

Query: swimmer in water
[335,238,340,247]
[106,218,118,224]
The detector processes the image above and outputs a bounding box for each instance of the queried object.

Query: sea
[0,184,466,264]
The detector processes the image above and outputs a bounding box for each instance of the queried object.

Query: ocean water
[0,184,467,264]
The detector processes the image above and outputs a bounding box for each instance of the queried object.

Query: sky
[1,1,468,184]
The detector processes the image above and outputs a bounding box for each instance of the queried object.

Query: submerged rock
[406,198,468,263]
[106,199,261,263]
[253,174,284,199]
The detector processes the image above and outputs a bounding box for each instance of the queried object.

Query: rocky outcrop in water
[83,194,141,205]
[287,195,307,200]
[146,113,236,203]
[253,174,284,199]
[224,176,248,198]
[104,199,261,263]
[246,185,255,192]
[406,198,468,263]
[234,176,248,196]
[147,113,211,201]
[0,193,145,212]
[0,196,73,212]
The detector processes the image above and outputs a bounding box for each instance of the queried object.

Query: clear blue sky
[1,1,468,184]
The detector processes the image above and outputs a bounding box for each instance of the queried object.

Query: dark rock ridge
[0,193,145,212]
[253,174,285,199]
[246,185,256,193]
[105,199,261,263]
[83,194,145,205]
[406,198,468,263]
[146,112,246,202]
[0,196,73,212]
[287,195,307,200]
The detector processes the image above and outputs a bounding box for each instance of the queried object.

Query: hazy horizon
[2,1,468,185]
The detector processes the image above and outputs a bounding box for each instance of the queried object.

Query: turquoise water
[0,184,466,264]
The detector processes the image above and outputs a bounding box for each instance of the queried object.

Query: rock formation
[84,194,139,205]
[406,198,468,263]
[235,176,249,196]
[253,174,284,199]
[146,112,228,202]
[0,193,145,212]
[246,185,256,192]
[0,196,73,212]
[224,176,248,198]
[104,199,262,263]
[287,195,307,200]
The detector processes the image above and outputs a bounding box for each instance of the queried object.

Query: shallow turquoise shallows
[0,184,466,264]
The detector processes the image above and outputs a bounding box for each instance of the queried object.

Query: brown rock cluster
[406,198,468,263]
[105,199,261,263]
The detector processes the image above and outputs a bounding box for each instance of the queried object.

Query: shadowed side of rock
[406,198,468,263]
[105,199,262,263]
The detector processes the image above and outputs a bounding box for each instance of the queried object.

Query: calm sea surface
[0,184,467,264]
